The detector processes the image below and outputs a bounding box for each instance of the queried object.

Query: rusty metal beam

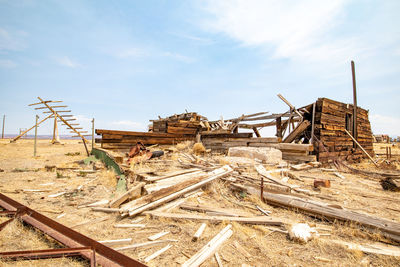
[0,247,93,261]
[0,193,146,267]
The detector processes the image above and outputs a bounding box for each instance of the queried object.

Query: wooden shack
[307,98,374,163]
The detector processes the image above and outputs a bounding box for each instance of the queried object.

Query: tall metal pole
[91,118,95,150]
[34,115,39,156]
[351,60,358,146]
[1,115,5,139]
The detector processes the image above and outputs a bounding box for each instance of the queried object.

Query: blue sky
[0,0,399,137]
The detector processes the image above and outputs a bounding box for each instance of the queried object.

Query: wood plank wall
[314,98,374,162]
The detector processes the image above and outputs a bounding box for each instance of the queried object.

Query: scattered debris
[313,179,331,188]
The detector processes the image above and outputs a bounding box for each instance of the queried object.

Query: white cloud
[55,56,81,68]
[0,28,27,51]
[0,59,17,68]
[163,52,195,63]
[73,114,92,123]
[111,120,146,131]
[169,32,214,45]
[201,0,363,63]
[370,114,400,137]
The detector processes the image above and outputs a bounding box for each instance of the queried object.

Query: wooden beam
[252,127,261,137]
[146,211,283,226]
[109,182,145,208]
[344,129,378,167]
[310,102,316,144]
[283,120,311,143]
[277,94,303,118]
[232,183,400,242]
[28,100,62,106]
[11,114,53,142]
[127,166,233,217]
[351,60,358,146]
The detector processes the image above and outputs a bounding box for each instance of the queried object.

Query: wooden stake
[91,118,95,150]
[34,115,38,156]
[1,115,4,139]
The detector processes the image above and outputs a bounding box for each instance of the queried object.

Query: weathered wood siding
[314,98,374,162]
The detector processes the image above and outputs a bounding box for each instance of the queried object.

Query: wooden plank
[180,204,252,217]
[182,225,233,267]
[146,211,283,226]
[232,184,400,242]
[109,182,145,208]
[283,120,311,143]
[144,244,172,263]
[344,129,378,167]
[126,166,233,217]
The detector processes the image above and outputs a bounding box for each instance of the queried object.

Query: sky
[0,0,399,137]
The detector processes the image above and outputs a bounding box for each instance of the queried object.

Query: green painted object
[91,148,126,192]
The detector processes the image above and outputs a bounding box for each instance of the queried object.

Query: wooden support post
[310,102,316,144]
[34,115,38,157]
[344,129,378,167]
[252,127,261,138]
[275,117,282,140]
[91,118,95,150]
[260,175,264,201]
[351,61,358,147]
[52,116,60,144]
[1,115,4,139]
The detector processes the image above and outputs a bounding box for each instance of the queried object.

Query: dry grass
[1,139,400,266]
[192,143,206,155]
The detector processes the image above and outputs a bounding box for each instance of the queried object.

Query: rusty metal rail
[0,193,146,266]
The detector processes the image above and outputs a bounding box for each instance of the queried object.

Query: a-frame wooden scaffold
[11,97,90,155]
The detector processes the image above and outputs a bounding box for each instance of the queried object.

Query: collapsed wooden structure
[96,95,374,163]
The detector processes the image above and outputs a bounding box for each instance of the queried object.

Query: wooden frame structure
[11,97,90,155]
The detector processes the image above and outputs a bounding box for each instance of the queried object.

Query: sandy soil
[0,139,399,267]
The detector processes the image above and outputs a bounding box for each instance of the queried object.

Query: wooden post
[351,61,358,147]
[52,116,60,144]
[1,115,4,139]
[275,117,282,140]
[91,118,95,150]
[310,102,316,144]
[34,115,39,157]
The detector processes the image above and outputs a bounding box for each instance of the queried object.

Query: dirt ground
[0,139,399,267]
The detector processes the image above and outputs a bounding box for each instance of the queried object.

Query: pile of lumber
[151,112,206,135]
[95,129,195,149]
